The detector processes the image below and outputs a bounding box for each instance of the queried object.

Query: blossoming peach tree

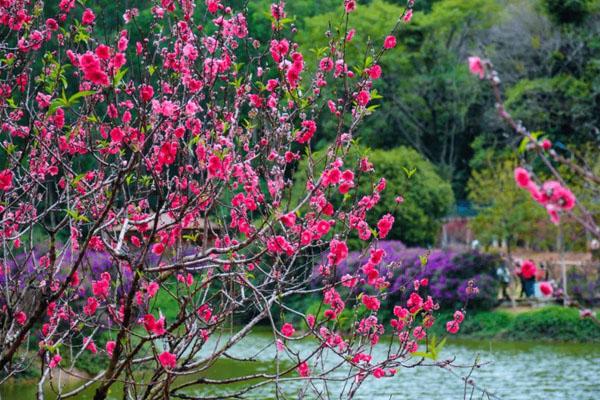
[0,1,478,399]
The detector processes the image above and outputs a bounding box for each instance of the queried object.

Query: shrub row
[430,306,600,342]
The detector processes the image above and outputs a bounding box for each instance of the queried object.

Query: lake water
[2,331,599,399]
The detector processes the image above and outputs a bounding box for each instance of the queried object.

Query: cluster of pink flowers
[377,213,395,238]
[296,120,317,144]
[158,351,177,370]
[514,167,576,224]
[281,322,295,338]
[143,314,166,336]
[49,354,62,368]
[81,8,95,25]
[0,169,13,191]
[468,56,485,79]
[77,51,110,86]
[302,250,463,381]
[84,337,98,354]
[327,239,349,266]
[383,35,397,49]
[361,295,381,311]
[91,272,111,298]
[297,361,310,377]
[446,310,465,334]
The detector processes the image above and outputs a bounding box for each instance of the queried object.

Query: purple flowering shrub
[0,244,202,304]
[321,241,501,310]
[568,268,600,306]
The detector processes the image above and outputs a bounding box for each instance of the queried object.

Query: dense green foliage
[510,306,600,341]
[543,0,593,24]
[292,146,454,246]
[359,147,455,245]
[505,75,598,145]
[468,157,548,249]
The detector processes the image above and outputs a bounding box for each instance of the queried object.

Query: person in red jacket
[521,259,537,297]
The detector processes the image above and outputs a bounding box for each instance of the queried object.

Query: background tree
[293,146,455,247]
[468,157,548,252]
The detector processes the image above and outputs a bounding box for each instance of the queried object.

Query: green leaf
[5,143,17,155]
[188,135,200,149]
[531,131,543,141]
[1,56,15,67]
[139,175,152,187]
[182,233,199,241]
[402,166,417,178]
[229,76,243,88]
[370,89,383,100]
[427,335,446,361]
[233,63,244,73]
[517,137,530,154]
[243,119,257,130]
[68,90,95,104]
[73,21,90,43]
[66,209,90,223]
[48,98,69,114]
[309,47,329,58]
[254,81,266,92]
[113,68,128,86]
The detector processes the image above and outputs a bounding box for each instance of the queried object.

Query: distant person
[520,259,537,297]
[537,262,549,281]
[514,261,526,298]
[496,262,511,301]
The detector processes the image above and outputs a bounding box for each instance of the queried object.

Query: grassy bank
[153,290,600,343]
[430,306,600,342]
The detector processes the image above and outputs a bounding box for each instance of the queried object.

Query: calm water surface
[2,331,599,399]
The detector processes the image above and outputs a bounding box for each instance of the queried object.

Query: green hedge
[430,306,600,342]
[509,307,600,342]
